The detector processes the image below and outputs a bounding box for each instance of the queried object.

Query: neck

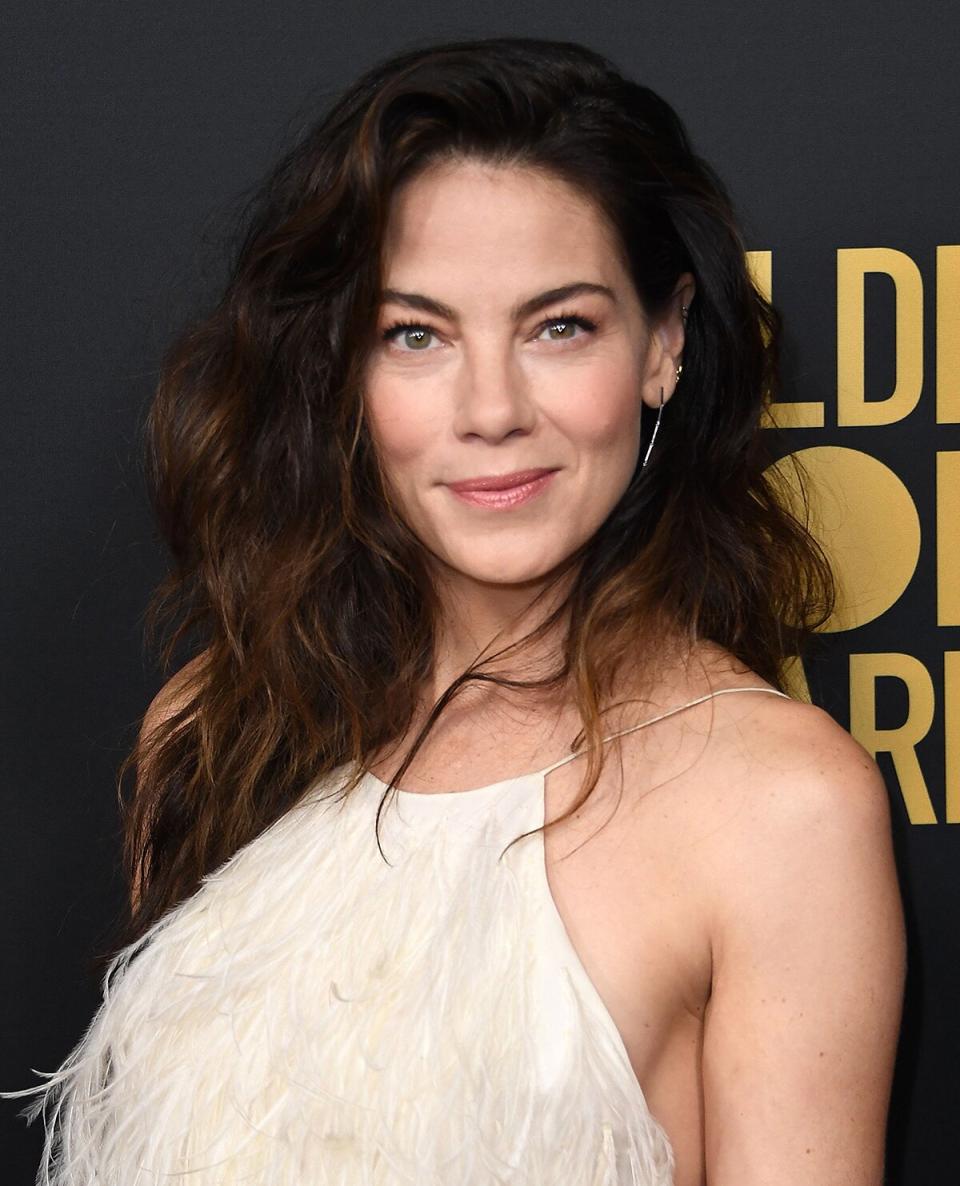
[426,564,576,709]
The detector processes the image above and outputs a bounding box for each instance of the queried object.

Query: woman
[5,35,905,1185]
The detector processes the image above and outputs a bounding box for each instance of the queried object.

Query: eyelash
[380,310,598,349]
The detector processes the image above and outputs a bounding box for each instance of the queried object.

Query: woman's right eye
[381,322,439,352]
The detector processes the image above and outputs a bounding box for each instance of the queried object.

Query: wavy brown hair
[108,35,834,960]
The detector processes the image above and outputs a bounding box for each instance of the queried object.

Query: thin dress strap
[537,686,792,777]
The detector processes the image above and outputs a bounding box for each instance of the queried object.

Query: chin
[439,548,569,588]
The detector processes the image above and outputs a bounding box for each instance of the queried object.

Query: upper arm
[701,704,906,1186]
[130,652,207,912]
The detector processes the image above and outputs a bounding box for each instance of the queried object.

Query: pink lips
[448,467,557,492]
[445,467,558,509]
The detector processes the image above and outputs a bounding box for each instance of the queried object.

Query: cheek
[552,361,641,450]
[364,386,438,473]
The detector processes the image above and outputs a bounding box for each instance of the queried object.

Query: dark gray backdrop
[3,3,957,1183]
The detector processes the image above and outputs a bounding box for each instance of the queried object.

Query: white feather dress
[6,686,790,1184]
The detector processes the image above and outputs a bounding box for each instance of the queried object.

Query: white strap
[537,686,791,777]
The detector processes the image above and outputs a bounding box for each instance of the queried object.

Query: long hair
[111,35,834,957]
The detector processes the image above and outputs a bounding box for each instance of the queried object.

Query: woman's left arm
[701,706,907,1186]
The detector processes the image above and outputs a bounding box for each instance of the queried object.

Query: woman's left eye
[535,313,598,342]
[382,322,440,352]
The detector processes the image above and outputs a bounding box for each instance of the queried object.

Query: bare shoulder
[678,677,903,963]
[130,650,210,913]
[136,650,209,816]
[613,638,893,841]
[698,682,892,834]
[141,649,209,743]
[652,638,892,830]
[633,650,901,916]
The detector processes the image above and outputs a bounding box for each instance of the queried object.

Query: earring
[641,300,686,472]
[674,301,688,379]
[641,386,665,470]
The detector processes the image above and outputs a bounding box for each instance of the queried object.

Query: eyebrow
[379,281,617,322]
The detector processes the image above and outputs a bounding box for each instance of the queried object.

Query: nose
[452,348,537,443]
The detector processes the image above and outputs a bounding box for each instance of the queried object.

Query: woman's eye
[535,314,597,343]
[382,323,440,352]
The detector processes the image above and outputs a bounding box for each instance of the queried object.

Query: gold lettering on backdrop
[779,653,812,703]
[746,249,772,300]
[849,653,937,823]
[747,250,824,430]
[938,246,960,424]
[768,447,920,630]
[946,652,960,823]
[837,248,923,426]
[937,452,960,627]
[755,247,958,821]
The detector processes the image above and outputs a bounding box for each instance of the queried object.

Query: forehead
[381,160,626,284]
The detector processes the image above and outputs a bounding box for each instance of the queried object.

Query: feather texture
[5,764,676,1185]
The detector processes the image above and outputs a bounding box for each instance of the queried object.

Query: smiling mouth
[444,469,558,509]
[446,467,558,493]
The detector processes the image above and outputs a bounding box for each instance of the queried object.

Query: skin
[358,159,906,1184]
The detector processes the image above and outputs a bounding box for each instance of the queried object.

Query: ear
[641,272,696,410]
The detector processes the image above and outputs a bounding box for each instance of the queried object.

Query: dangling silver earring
[641,386,665,470]
[641,303,686,471]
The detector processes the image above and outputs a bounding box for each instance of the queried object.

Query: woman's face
[363,159,688,593]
